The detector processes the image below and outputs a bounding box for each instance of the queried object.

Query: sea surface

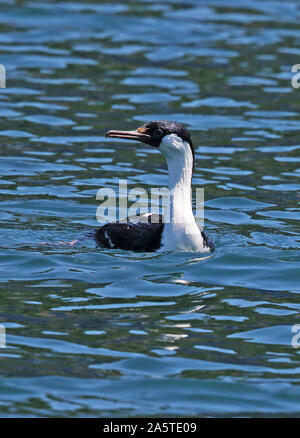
[0,0,300,417]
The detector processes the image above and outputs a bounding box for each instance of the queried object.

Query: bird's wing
[95,221,164,252]
[119,213,163,224]
[201,229,215,251]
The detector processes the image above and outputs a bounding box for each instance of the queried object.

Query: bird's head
[105,120,194,165]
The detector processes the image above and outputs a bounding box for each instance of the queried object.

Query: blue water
[0,0,300,417]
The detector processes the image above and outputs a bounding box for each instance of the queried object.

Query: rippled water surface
[0,0,300,417]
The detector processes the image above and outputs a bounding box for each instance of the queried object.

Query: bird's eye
[153,128,163,138]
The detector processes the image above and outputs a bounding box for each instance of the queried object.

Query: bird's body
[95,215,164,252]
[95,121,214,253]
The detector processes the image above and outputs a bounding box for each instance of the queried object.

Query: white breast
[161,222,208,252]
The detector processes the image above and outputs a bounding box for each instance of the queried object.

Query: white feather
[159,134,209,252]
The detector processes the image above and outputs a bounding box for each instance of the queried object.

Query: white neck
[159,134,208,252]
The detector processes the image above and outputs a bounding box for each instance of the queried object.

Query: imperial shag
[95,120,214,252]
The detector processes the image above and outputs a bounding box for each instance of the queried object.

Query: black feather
[95,221,164,252]
[201,230,215,251]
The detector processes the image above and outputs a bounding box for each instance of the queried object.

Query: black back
[95,221,164,252]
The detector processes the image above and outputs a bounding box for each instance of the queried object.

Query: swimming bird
[95,120,214,252]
